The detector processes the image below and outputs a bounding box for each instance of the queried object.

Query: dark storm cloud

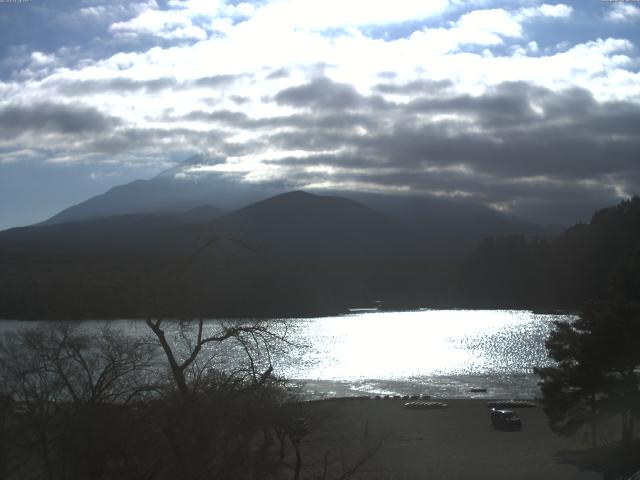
[273,154,626,224]
[373,79,453,95]
[0,102,120,137]
[192,74,245,88]
[230,95,250,105]
[87,127,227,155]
[265,115,639,180]
[180,108,377,131]
[50,74,246,97]
[266,68,290,80]
[274,77,390,111]
[261,77,640,222]
[53,77,179,95]
[174,77,638,192]
[267,78,640,174]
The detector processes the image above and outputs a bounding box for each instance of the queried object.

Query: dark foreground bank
[290,398,600,480]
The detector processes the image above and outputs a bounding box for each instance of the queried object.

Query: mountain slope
[42,155,283,225]
[205,191,417,259]
[458,196,640,308]
[34,155,553,259]
[0,191,415,259]
[342,191,559,257]
[0,214,191,255]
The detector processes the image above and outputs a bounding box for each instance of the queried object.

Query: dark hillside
[207,191,419,259]
[458,197,640,308]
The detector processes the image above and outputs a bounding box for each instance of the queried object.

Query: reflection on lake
[276,309,567,399]
[0,309,569,399]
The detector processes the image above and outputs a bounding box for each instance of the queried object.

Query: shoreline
[288,376,543,401]
[291,398,600,480]
[0,306,579,322]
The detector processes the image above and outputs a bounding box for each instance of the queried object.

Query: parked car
[490,408,522,431]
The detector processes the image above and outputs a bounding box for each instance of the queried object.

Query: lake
[0,309,567,399]
[275,309,565,399]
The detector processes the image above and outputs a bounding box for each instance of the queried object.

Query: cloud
[52,77,179,95]
[85,127,227,156]
[373,79,453,96]
[519,3,573,19]
[109,4,211,40]
[243,0,451,31]
[46,74,242,96]
[0,103,121,138]
[274,78,369,110]
[192,74,244,88]
[0,0,638,226]
[266,68,290,80]
[456,9,524,38]
[248,78,639,222]
[605,4,640,22]
[451,4,572,42]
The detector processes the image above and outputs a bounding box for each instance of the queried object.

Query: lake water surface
[275,309,566,399]
[1,309,568,399]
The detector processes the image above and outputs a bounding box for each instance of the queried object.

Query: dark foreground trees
[0,321,295,480]
[0,320,383,480]
[535,300,640,478]
[536,301,640,446]
[0,324,158,479]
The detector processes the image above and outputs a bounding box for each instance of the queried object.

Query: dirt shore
[290,398,601,480]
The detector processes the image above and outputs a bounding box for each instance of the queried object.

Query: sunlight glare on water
[0,310,568,398]
[274,309,566,397]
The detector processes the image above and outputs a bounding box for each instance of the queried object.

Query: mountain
[206,191,417,259]
[41,155,284,226]
[1,187,635,318]
[0,214,190,256]
[0,191,416,260]
[34,155,553,258]
[342,191,556,257]
[179,205,226,223]
[0,191,433,318]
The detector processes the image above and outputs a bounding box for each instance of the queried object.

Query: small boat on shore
[404,401,448,410]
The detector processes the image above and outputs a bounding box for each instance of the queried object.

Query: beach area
[288,398,601,480]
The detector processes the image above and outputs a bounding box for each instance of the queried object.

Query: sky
[0,0,639,230]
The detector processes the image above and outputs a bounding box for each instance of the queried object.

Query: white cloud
[111,9,193,37]
[242,0,450,31]
[448,4,572,44]
[1,0,638,178]
[456,8,523,38]
[605,4,640,22]
[31,52,56,65]
[110,1,222,39]
[520,3,573,19]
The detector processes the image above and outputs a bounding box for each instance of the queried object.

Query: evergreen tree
[536,301,640,446]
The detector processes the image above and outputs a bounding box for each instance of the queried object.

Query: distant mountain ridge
[42,155,283,226]
[206,191,418,259]
[0,191,415,260]
[32,155,554,258]
[0,184,636,318]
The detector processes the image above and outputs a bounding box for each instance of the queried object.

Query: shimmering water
[0,310,568,399]
[273,309,567,399]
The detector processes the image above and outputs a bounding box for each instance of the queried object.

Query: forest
[0,197,638,319]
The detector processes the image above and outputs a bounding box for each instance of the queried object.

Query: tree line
[530,199,640,477]
[458,197,640,309]
[0,320,381,480]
